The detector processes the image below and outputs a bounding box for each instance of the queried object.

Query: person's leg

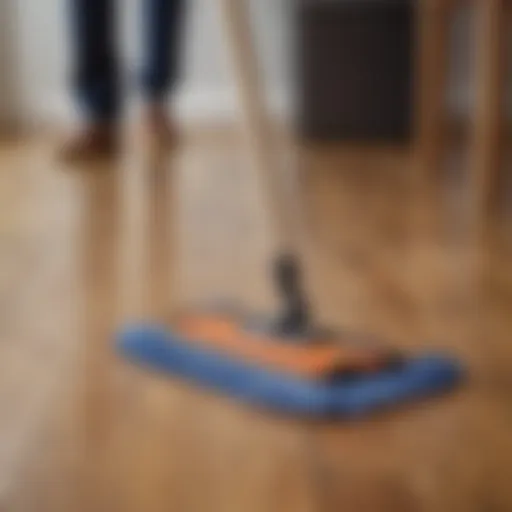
[61,0,120,159]
[141,0,184,101]
[71,0,119,120]
[140,0,184,146]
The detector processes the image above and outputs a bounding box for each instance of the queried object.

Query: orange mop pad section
[175,313,401,379]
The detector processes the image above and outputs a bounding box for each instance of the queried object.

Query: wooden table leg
[469,0,507,217]
[415,0,452,177]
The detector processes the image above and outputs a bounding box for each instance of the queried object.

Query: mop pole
[217,0,310,334]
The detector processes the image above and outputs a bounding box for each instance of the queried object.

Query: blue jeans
[69,0,184,122]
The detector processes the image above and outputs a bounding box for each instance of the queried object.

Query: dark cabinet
[297,0,414,141]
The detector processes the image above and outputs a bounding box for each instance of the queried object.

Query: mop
[117,0,463,417]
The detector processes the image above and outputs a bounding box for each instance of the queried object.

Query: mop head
[117,312,463,417]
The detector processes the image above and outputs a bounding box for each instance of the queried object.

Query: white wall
[11,1,511,127]
[15,0,292,125]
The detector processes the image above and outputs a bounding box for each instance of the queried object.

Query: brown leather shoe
[58,123,119,162]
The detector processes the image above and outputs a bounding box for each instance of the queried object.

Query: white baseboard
[21,85,510,132]
[23,86,293,129]
[175,86,292,125]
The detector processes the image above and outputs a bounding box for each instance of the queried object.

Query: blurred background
[0,0,507,133]
[0,1,511,511]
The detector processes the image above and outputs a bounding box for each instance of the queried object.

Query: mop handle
[217,0,296,255]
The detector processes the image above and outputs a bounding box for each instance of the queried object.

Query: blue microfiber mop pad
[117,325,463,417]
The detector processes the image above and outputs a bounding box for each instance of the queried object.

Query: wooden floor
[1,130,511,511]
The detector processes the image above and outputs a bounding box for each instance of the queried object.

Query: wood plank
[0,130,512,511]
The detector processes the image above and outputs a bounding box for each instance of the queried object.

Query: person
[61,0,184,159]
